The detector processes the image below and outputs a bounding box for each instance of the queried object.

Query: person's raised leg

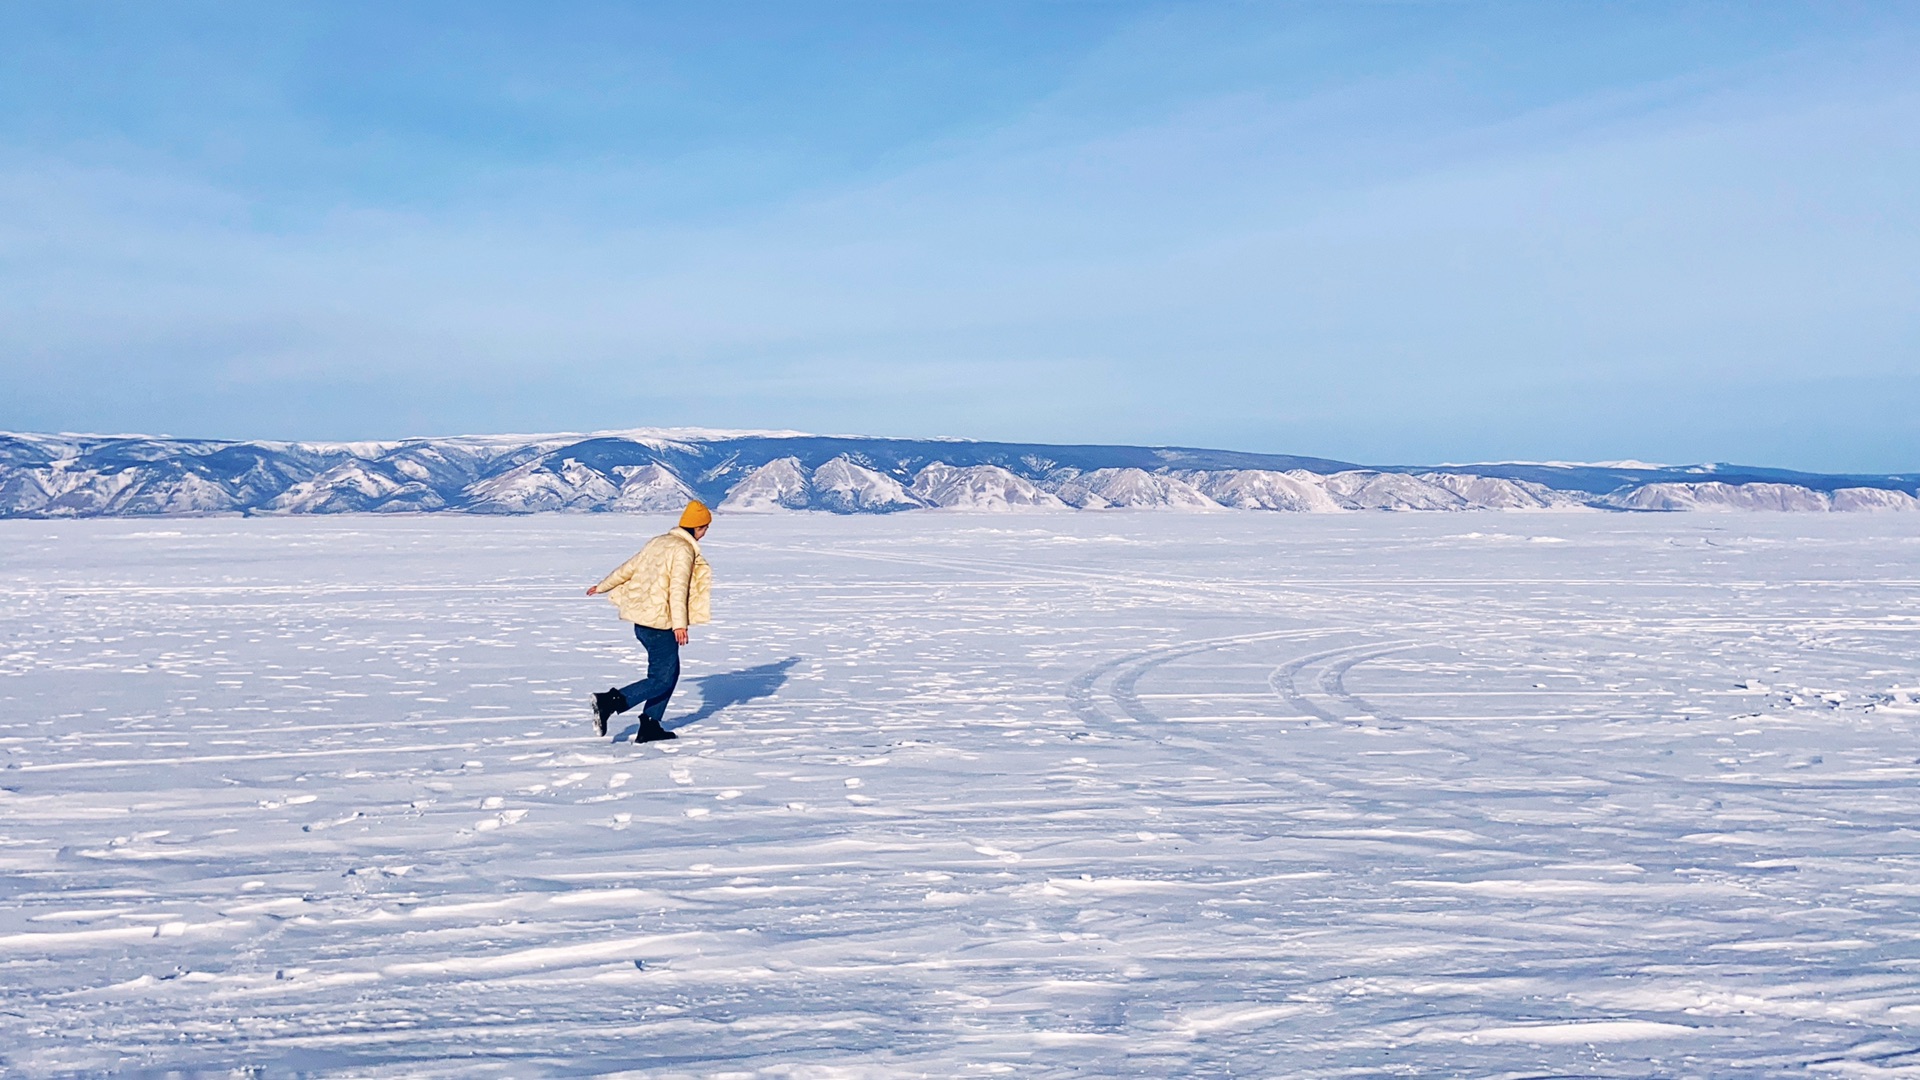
[591,686,624,737]
[590,627,650,737]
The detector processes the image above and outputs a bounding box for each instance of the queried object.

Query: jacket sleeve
[668,543,695,628]
[595,551,643,595]
[688,556,713,625]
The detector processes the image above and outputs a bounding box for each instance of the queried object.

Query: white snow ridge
[1052,468,1219,509]
[910,462,1065,509]
[611,463,699,512]
[1178,469,1345,512]
[809,456,921,513]
[464,457,620,513]
[1418,472,1586,510]
[717,456,813,511]
[0,430,1914,517]
[1600,481,1920,512]
[271,462,445,514]
[1320,471,1466,510]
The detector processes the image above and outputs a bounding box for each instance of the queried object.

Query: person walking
[586,500,713,742]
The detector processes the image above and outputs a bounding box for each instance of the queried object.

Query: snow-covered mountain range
[2,429,1915,517]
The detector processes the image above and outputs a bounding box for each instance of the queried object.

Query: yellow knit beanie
[678,500,713,529]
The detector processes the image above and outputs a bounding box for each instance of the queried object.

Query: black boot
[634,714,678,743]
[592,688,625,738]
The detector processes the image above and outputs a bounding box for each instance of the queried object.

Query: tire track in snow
[1269,641,1425,725]
[1092,628,1648,786]
[1066,629,1332,727]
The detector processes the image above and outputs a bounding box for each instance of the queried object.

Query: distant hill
[2,429,1915,517]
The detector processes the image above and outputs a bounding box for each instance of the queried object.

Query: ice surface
[3,513,1920,1076]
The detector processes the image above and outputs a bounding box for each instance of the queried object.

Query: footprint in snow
[302,811,362,833]
[475,809,527,831]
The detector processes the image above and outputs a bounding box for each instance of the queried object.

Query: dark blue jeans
[618,625,680,722]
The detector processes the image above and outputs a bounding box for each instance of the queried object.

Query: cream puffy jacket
[595,529,712,630]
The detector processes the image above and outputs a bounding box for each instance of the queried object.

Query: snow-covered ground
[4,512,1920,1077]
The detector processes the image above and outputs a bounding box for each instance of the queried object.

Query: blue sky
[2,2,1916,471]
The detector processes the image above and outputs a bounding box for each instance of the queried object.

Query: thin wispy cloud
[1,3,1915,469]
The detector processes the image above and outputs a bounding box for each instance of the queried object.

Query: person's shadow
[616,657,801,741]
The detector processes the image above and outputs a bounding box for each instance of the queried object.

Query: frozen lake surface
[3,512,1920,1077]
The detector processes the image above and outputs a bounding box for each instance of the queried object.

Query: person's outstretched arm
[586,551,644,596]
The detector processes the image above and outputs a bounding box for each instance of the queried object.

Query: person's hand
[584,586,597,596]
[674,627,689,645]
